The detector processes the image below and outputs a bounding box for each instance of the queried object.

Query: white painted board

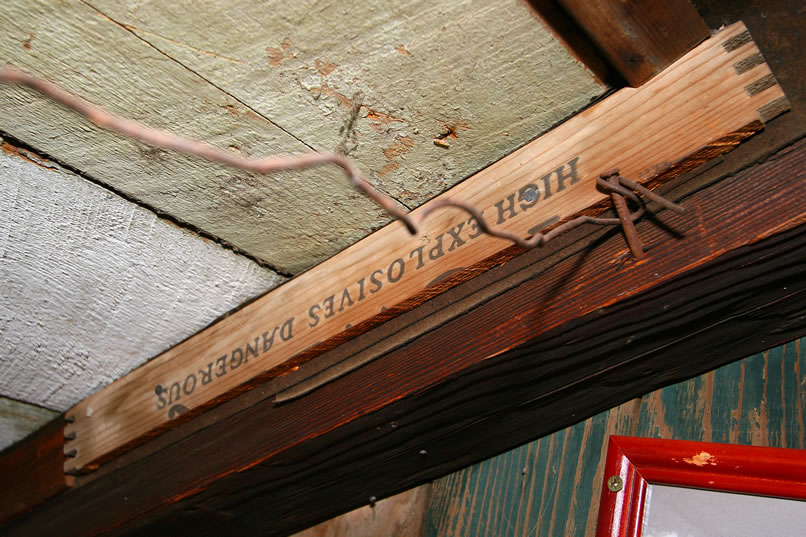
[0,144,283,411]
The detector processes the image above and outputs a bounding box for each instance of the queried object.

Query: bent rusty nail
[606,173,645,259]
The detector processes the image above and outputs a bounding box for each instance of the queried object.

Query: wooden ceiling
[0,0,604,449]
[1,0,805,535]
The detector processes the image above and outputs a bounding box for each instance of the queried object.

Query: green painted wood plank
[780,339,806,448]
[738,349,769,445]
[545,421,585,537]
[92,0,605,209]
[766,346,785,448]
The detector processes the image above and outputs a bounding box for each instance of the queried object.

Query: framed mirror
[595,436,806,537]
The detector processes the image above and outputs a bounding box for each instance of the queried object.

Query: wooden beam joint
[44,21,788,475]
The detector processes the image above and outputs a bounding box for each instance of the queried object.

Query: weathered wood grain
[60,22,789,473]
[425,337,806,537]
[0,397,57,452]
[556,0,710,86]
[89,0,605,209]
[3,131,805,537]
[0,139,282,411]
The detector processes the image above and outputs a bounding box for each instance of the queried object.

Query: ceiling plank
[0,0,395,273]
[553,0,711,86]
[524,0,618,86]
[90,0,606,210]
[0,139,282,411]
[58,22,788,474]
[3,132,806,537]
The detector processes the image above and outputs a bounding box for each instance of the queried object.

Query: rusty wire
[0,65,684,252]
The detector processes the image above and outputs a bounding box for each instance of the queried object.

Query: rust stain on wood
[1,140,53,170]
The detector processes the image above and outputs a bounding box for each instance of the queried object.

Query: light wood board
[64,22,789,473]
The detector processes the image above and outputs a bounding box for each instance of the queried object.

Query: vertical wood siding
[426,337,805,536]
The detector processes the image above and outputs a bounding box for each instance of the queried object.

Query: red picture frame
[595,436,806,537]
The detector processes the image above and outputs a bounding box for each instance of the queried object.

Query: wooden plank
[0,0,394,274]
[4,133,805,537]
[0,417,71,523]
[427,400,642,537]
[0,137,282,412]
[424,337,806,537]
[61,22,789,473]
[89,0,606,213]
[555,0,710,86]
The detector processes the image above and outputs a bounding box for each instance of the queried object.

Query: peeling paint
[377,161,399,176]
[682,451,717,466]
[308,82,353,107]
[367,109,406,132]
[266,38,295,66]
[382,136,415,160]
[315,59,339,76]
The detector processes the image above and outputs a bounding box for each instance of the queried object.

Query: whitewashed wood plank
[94,0,606,207]
[0,143,283,411]
[0,396,58,452]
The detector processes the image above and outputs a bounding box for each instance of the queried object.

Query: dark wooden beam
[3,133,806,537]
[524,0,618,86]
[0,417,72,523]
[534,0,710,86]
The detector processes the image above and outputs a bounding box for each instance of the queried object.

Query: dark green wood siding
[426,337,805,536]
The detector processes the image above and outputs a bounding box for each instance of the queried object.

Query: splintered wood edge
[62,22,789,474]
